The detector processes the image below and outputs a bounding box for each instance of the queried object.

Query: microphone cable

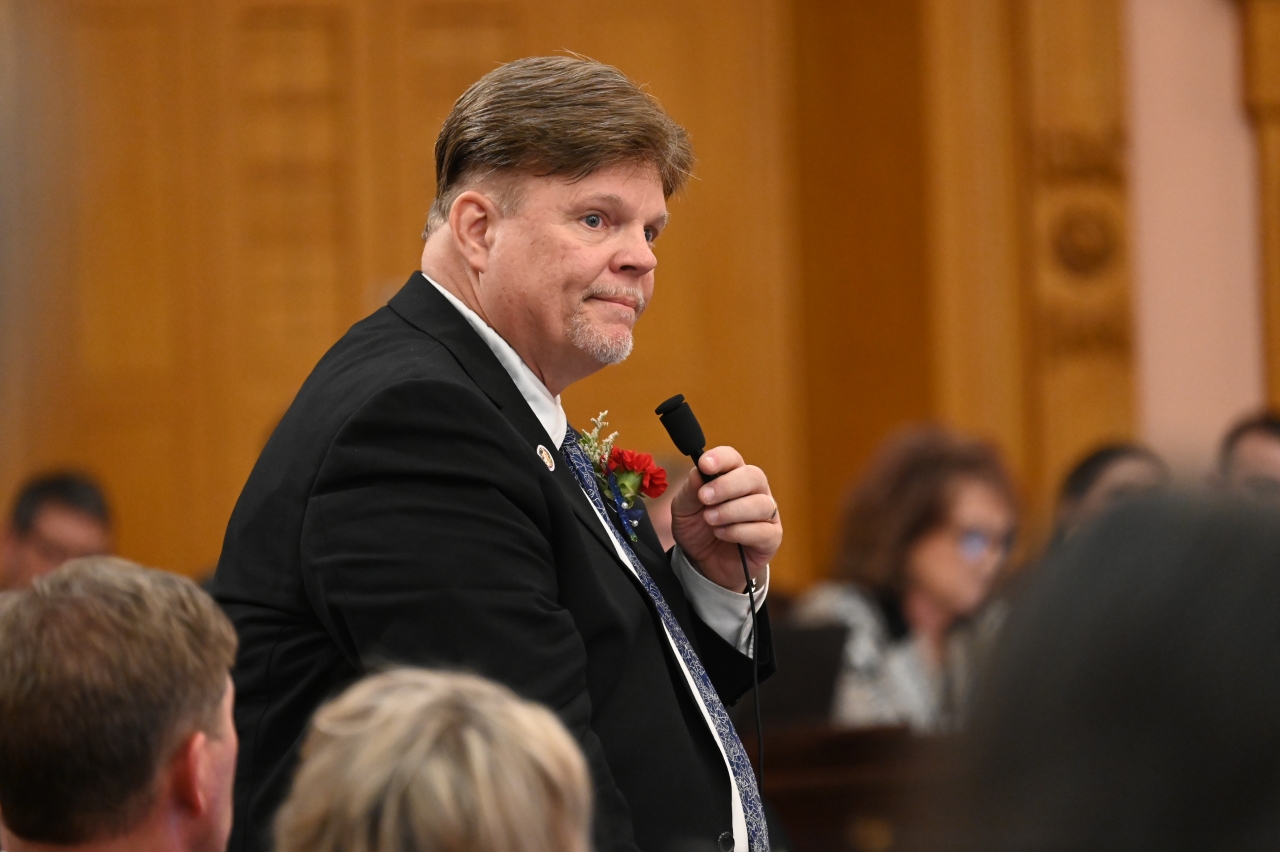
[739,541,763,786]
[656,394,764,786]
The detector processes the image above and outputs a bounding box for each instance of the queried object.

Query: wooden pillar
[1244,0,1280,406]
[924,0,1137,525]
[1016,0,1137,512]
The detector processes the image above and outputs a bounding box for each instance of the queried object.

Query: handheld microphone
[655,394,719,481]
[655,394,763,783]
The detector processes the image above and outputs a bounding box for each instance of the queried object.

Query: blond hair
[275,668,592,852]
[424,55,694,236]
[0,556,237,844]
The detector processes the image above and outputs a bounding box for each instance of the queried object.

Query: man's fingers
[696,465,769,506]
[711,520,784,554]
[696,446,744,478]
[702,493,777,526]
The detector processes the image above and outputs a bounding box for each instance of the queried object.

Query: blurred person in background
[909,495,1280,852]
[1219,411,1280,499]
[1052,443,1169,541]
[0,471,111,590]
[0,556,238,852]
[275,668,591,852]
[792,426,1016,732]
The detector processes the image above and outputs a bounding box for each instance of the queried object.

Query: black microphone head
[655,395,706,457]
[655,394,685,416]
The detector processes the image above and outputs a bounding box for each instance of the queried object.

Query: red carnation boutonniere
[608,447,669,502]
[579,411,667,541]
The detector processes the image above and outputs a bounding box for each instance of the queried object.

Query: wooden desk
[743,725,955,852]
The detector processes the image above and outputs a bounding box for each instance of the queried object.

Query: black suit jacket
[213,272,774,852]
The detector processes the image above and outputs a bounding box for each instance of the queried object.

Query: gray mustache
[581,286,647,316]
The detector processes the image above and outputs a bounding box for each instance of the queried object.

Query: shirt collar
[424,275,568,449]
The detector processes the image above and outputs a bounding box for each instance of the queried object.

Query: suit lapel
[388,274,706,656]
[548,444,642,569]
[389,273,540,431]
[387,272,636,576]
[555,434,706,647]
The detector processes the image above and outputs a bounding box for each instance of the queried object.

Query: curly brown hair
[834,426,1016,597]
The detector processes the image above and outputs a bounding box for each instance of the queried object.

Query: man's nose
[614,226,657,276]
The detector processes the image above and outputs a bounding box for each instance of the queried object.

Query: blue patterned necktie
[561,426,768,852]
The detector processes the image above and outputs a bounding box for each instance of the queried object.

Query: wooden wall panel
[227,6,357,476]
[923,0,1026,476]
[32,2,201,571]
[791,2,933,581]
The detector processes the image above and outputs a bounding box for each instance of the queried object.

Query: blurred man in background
[0,556,238,852]
[1053,443,1169,541]
[1219,411,1280,499]
[0,471,111,590]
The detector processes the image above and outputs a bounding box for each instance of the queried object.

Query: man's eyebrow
[576,192,626,207]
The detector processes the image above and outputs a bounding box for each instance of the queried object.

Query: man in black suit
[213,56,783,852]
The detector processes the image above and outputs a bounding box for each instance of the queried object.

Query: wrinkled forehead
[505,162,669,217]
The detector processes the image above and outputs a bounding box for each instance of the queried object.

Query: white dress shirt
[427,276,764,851]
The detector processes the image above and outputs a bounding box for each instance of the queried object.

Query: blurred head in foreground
[916,495,1280,851]
[1,471,112,590]
[275,668,592,852]
[0,556,238,852]
[1220,411,1280,500]
[1054,442,1169,539]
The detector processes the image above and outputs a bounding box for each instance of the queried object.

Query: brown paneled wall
[1,0,816,586]
[793,2,933,577]
[1,0,1138,587]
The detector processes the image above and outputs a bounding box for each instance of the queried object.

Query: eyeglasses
[955,526,1015,564]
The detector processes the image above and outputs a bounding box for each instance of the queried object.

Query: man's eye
[583,214,603,228]
[644,227,657,242]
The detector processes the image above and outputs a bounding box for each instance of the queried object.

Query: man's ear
[449,189,501,274]
[168,731,211,817]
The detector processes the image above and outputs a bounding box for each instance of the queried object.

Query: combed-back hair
[905,495,1280,851]
[424,55,694,236]
[9,470,110,533]
[0,557,237,844]
[276,668,592,852]
[834,425,1015,597]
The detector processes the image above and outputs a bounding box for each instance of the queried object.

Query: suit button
[717,831,734,852]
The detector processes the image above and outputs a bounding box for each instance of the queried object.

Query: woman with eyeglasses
[792,426,1017,732]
